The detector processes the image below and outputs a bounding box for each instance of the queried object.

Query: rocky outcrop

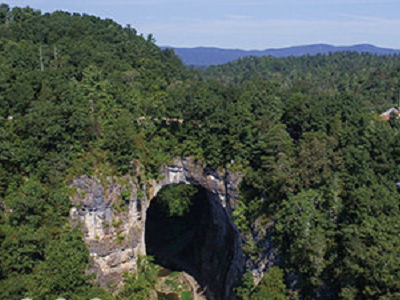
[69,157,245,297]
[69,175,144,287]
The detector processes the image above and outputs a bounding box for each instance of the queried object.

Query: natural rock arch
[69,157,245,299]
[145,159,245,300]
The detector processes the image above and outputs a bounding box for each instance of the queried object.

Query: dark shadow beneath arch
[145,184,237,300]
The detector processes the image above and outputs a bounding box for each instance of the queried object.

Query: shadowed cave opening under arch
[145,184,238,300]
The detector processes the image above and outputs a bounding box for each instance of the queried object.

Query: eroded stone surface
[69,175,144,287]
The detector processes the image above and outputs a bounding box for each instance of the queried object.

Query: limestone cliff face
[69,174,144,287]
[68,157,263,299]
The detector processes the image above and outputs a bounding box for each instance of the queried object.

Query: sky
[7,0,400,50]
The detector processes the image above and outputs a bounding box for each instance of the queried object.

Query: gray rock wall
[69,174,145,287]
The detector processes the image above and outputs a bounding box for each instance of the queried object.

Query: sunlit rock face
[69,175,145,287]
[69,157,245,298]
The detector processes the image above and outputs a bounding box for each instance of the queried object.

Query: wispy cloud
[340,13,400,23]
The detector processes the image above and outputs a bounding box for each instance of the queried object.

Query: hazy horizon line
[160,43,400,52]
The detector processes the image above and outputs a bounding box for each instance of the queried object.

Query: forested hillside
[0,4,190,300]
[203,54,400,300]
[1,4,400,300]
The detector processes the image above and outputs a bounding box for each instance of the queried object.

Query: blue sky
[7,0,400,50]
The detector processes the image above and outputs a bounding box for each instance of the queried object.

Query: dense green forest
[1,4,400,300]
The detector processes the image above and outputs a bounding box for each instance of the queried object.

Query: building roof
[380,107,399,120]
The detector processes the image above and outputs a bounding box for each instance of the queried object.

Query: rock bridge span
[69,157,245,300]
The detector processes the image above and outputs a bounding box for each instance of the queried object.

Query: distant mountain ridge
[161,44,400,66]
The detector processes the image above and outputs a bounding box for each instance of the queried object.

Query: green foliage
[252,267,289,300]
[117,234,125,243]
[235,270,256,300]
[236,268,289,300]
[121,190,131,201]
[28,226,111,300]
[232,200,250,232]
[137,189,145,200]
[0,179,111,300]
[181,291,194,300]
[117,256,159,300]
[276,189,335,295]
[156,184,198,217]
[112,217,123,228]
